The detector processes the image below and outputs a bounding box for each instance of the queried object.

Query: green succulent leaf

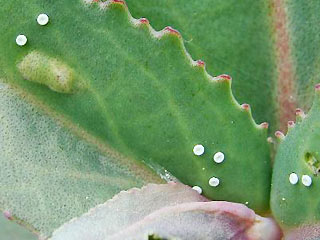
[0,0,272,218]
[125,0,278,127]
[0,83,162,237]
[271,85,320,226]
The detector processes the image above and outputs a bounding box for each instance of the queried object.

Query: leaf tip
[246,215,283,240]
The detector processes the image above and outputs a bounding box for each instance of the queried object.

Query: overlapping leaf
[50,183,282,240]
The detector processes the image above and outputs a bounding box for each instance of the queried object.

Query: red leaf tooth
[241,103,250,111]
[287,120,295,128]
[217,74,232,81]
[260,122,269,129]
[3,210,13,220]
[139,18,149,24]
[111,0,125,5]
[295,108,305,118]
[164,26,180,36]
[275,131,285,140]
[196,60,205,67]
[315,83,320,91]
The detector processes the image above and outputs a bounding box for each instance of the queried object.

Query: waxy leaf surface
[271,86,320,226]
[0,0,271,216]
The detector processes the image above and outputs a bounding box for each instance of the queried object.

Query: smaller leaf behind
[271,84,320,226]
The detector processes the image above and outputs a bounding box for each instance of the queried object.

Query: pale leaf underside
[0,83,162,237]
[51,183,282,240]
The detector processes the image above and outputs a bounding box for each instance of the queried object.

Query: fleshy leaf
[125,0,277,127]
[0,0,271,213]
[271,84,320,226]
[110,203,281,240]
[0,83,162,238]
[51,183,282,240]
[51,182,207,239]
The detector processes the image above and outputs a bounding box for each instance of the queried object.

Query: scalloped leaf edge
[84,0,269,132]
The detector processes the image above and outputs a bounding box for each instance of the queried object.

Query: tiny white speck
[192,186,202,194]
[302,175,312,187]
[37,13,49,26]
[245,201,249,205]
[85,196,89,200]
[289,172,299,185]
[213,151,225,163]
[282,197,286,201]
[16,34,27,46]
[209,177,220,187]
[193,144,204,156]
[202,167,205,171]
